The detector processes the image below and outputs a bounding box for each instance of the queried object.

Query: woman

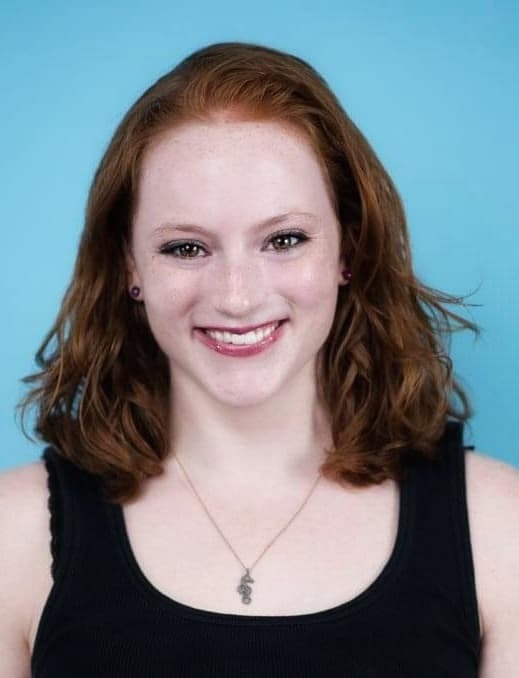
[1,42,517,677]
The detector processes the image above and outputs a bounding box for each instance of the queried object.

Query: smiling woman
[1,41,518,678]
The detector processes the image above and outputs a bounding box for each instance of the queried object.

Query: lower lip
[194,321,287,357]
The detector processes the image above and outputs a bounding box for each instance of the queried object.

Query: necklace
[173,455,322,605]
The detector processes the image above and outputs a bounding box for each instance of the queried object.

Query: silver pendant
[237,568,254,604]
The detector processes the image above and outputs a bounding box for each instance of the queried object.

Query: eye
[266,230,309,252]
[158,230,310,259]
[158,241,208,259]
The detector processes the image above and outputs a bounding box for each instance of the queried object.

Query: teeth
[205,322,279,345]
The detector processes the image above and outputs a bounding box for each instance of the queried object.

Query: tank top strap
[33,447,137,672]
[406,420,480,645]
[40,446,128,602]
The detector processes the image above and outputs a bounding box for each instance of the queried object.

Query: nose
[209,257,266,318]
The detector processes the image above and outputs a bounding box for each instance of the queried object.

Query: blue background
[1,1,518,470]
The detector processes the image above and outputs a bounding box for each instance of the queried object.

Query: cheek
[286,253,339,311]
[142,267,198,330]
[284,253,340,350]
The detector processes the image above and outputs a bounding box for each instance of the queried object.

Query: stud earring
[129,286,141,298]
[341,269,352,284]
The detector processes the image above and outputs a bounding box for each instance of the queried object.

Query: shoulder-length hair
[19,42,479,502]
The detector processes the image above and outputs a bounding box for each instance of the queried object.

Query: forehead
[135,119,333,221]
[142,117,318,167]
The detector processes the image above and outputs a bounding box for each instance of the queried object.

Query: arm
[0,462,52,678]
[465,451,519,677]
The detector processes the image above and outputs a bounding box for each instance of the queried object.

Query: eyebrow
[152,211,318,237]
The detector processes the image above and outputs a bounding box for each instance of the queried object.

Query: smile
[194,320,287,357]
[203,321,280,345]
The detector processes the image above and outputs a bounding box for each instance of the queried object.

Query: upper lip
[197,320,285,334]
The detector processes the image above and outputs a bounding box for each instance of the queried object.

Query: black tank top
[31,421,481,677]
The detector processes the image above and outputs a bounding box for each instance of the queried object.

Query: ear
[125,242,142,290]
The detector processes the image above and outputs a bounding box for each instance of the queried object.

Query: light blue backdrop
[1,1,518,470]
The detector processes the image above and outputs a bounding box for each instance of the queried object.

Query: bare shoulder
[464,449,519,676]
[0,460,52,676]
[465,448,519,585]
[465,450,519,552]
[465,447,519,491]
[0,458,49,506]
[0,461,50,551]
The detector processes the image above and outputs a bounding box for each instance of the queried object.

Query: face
[128,116,345,408]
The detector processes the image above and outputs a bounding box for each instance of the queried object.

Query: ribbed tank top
[31,421,481,677]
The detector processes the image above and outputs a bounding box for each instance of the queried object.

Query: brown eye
[159,242,207,258]
[268,231,308,252]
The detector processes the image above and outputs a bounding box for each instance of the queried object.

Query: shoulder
[0,460,50,544]
[465,449,519,522]
[464,449,519,596]
[464,449,519,554]
[0,459,52,594]
[0,459,53,673]
[464,449,519,674]
[0,457,49,498]
[0,459,50,555]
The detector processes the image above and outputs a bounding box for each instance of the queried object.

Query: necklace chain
[173,454,322,604]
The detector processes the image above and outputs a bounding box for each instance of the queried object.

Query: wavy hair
[19,42,480,501]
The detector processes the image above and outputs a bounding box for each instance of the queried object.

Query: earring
[129,286,141,298]
[341,269,352,284]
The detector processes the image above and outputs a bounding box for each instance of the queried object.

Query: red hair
[19,42,479,501]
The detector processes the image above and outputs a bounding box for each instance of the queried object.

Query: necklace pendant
[237,568,254,604]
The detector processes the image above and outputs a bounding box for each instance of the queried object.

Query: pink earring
[129,286,141,298]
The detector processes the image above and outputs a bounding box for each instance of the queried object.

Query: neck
[167,370,331,489]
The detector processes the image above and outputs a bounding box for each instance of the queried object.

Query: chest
[120,478,401,616]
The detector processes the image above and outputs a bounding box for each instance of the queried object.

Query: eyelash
[158,230,310,259]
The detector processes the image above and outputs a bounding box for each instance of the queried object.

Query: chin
[208,380,283,409]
